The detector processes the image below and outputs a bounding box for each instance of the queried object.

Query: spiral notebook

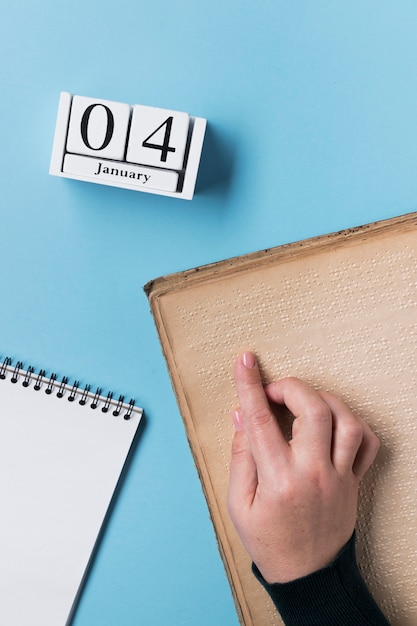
[0,356,143,626]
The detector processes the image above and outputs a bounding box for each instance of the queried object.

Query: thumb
[227,410,257,523]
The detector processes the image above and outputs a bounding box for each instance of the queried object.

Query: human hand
[227,352,380,584]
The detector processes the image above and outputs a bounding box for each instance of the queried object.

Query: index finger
[234,352,289,471]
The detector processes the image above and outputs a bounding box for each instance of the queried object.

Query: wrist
[252,532,389,625]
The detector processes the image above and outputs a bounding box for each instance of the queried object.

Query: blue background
[1,2,416,624]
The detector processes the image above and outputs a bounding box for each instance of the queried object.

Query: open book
[145,212,417,626]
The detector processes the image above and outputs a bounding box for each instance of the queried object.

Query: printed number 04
[79,105,176,163]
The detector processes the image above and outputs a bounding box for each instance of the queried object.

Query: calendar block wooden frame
[49,92,207,200]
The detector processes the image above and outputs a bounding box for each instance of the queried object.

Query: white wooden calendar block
[50,92,206,200]
[66,95,131,161]
[126,105,190,171]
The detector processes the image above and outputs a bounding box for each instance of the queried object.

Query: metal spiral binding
[0,356,142,421]
[68,380,80,401]
[57,377,69,398]
[23,366,35,387]
[34,369,46,391]
[11,361,23,383]
[0,357,11,379]
[45,373,57,394]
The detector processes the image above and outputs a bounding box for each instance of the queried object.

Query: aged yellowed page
[146,213,417,626]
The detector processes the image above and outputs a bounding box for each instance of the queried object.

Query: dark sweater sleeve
[252,533,390,625]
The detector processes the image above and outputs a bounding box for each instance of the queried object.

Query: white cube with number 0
[126,105,190,171]
[66,95,131,161]
[50,92,206,199]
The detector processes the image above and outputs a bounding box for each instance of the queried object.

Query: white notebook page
[0,364,142,626]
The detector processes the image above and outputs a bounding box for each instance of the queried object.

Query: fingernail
[232,409,244,431]
[242,351,256,368]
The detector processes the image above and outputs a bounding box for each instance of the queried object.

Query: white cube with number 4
[127,105,190,171]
